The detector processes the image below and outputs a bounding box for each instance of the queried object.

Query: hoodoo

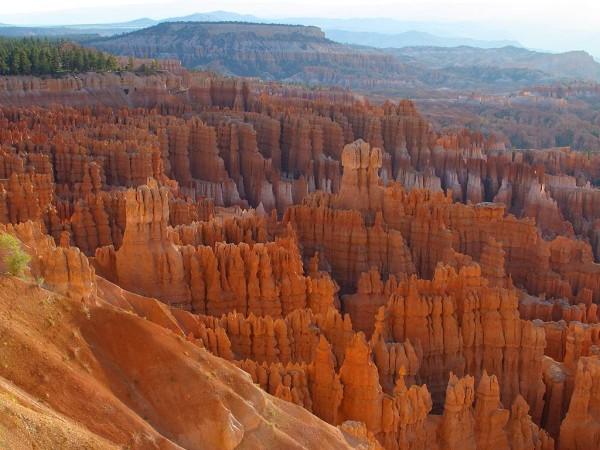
[1,14,600,449]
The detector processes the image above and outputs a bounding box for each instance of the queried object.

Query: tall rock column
[560,356,600,450]
[308,336,344,424]
[440,373,477,450]
[335,139,384,214]
[474,371,510,450]
[338,333,383,434]
[114,179,191,307]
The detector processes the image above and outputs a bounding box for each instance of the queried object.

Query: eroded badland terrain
[0,30,600,450]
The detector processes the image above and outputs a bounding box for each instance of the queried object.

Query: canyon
[85,22,600,94]
[0,67,600,449]
[81,21,600,154]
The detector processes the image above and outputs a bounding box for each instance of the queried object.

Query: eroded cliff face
[1,69,600,450]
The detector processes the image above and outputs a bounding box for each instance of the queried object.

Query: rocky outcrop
[343,269,398,337]
[4,69,600,450]
[1,221,95,299]
[335,139,384,214]
[94,180,337,316]
[559,356,600,450]
[379,263,546,415]
[111,178,191,305]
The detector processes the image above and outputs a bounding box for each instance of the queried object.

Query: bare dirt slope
[0,275,367,449]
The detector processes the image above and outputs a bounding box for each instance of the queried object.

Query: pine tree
[0,37,125,75]
[38,49,51,74]
[20,50,32,75]
[96,52,104,70]
[0,48,8,74]
[75,49,85,72]
[107,55,119,71]
[10,50,21,75]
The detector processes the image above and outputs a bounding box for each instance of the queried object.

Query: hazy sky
[3,0,599,28]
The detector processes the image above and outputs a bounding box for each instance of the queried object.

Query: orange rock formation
[1,68,600,449]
